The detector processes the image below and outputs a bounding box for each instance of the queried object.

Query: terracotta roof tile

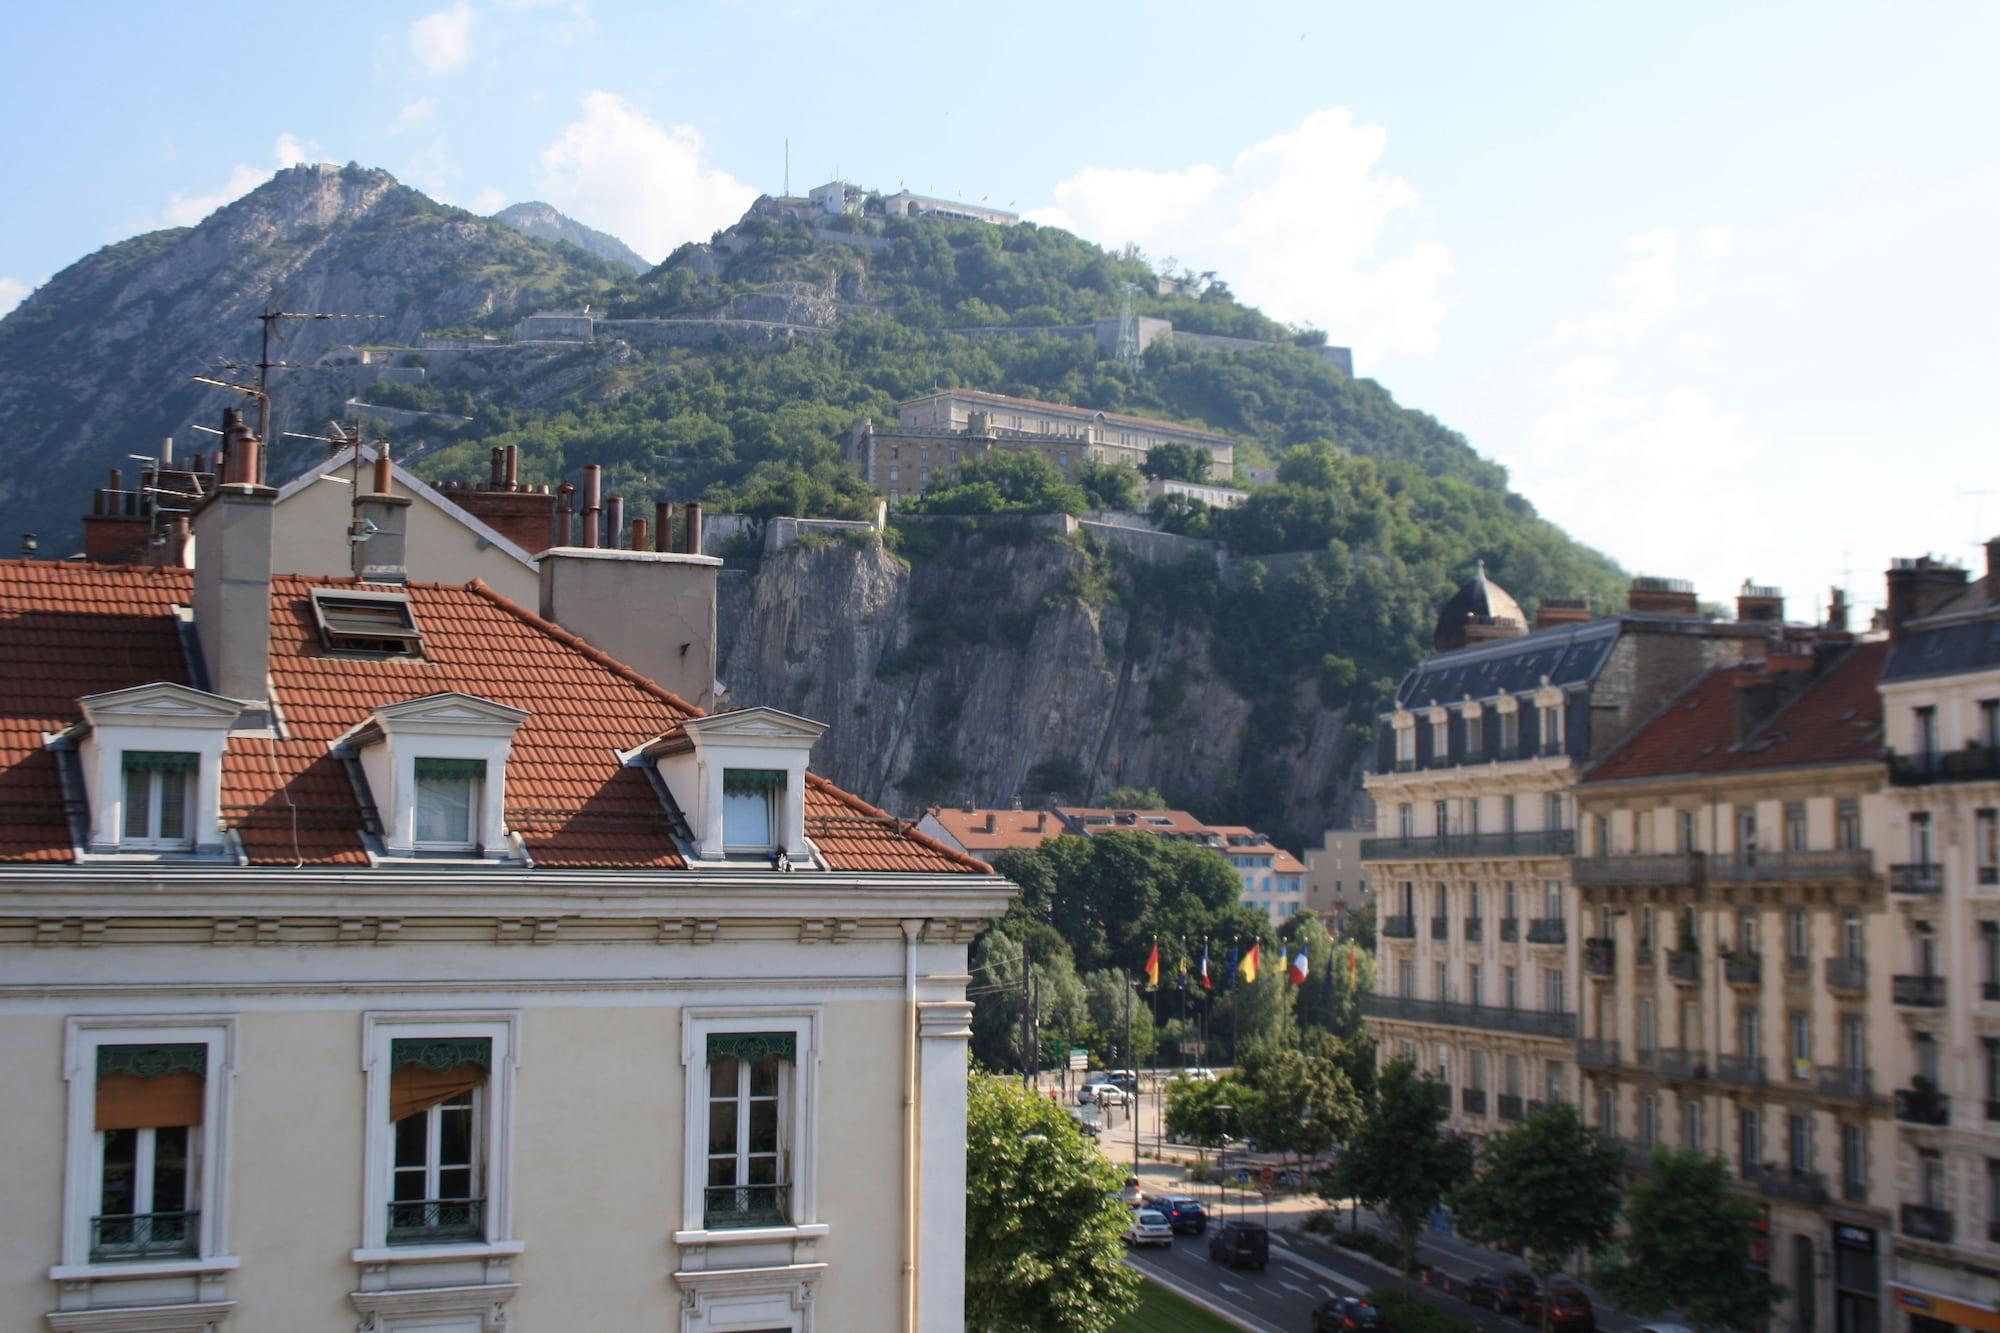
[925,807,1067,854]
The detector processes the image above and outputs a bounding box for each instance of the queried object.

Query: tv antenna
[251,305,385,441]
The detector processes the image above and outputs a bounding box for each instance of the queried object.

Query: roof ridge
[1580,661,1736,782]
[1733,643,1858,749]
[805,772,993,873]
[460,577,707,720]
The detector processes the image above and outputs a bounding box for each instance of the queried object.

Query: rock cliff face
[491,201,649,272]
[717,531,1367,838]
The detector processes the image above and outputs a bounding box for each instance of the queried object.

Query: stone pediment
[374,692,531,730]
[79,681,250,730]
[680,707,828,744]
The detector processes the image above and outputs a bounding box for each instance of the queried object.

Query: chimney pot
[160,436,174,467]
[372,442,393,496]
[655,502,674,553]
[631,518,649,552]
[607,496,626,550]
[683,500,703,556]
[20,533,37,558]
[504,444,520,491]
[489,446,505,488]
[108,468,123,493]
[581,465,603,549]
[555,482,575,546]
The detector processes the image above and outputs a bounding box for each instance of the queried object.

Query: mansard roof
[1395,617,1624,712]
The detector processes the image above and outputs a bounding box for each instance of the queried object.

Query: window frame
[119,753,197,850]
[678,1007,823,1246]
[356,1012,519,1259]
[58,1016,238,1277]
[412,758,484,853]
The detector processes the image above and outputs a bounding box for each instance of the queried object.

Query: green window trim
[97,1043,207,1079]
[121,751,198,774]
[391,1037,492,1072]
[723,768,787,796]
[706,1032,796,1065]
[415,758,486,782]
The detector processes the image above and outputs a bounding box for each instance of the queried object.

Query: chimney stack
[555,483,575,546]
[353,444,411,584]
[1826,587,1850,633]
[1736,581,1784,623]
[1884,556,1969,641]
[192,425,278,717]
[168,517,192,567]
[1534,596,1592,630]
[1986,535,2000,602]
[630,517,649,552]
[607,496,625,550]
[655,502,674,553]
[538,534,723,710]
[683,500,703,556]
[1627,575,1700,616]
[580,465,602,549]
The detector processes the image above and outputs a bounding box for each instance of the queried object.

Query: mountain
[491,200,649,273]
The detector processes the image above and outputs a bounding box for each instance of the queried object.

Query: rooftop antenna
[252,304,385,443]
[1965,487,1996,556]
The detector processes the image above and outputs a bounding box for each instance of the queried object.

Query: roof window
[310,589,424,658]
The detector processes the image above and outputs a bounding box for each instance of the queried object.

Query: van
[1208,1220,1269,1270]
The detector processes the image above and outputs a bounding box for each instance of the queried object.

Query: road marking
[1268,1239,1370,1295]
[1281,1280,1310,1296]
[1219,1280,1244,1295]
[1123,1261,1281,1333]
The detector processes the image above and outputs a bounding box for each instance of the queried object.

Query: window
[1636,810,1653,853]
[1920,1149,1944,1208]
[413,758,482,850]
[1395,728,1416,766]
[1467,797,1482,836]
[1911,811,1935,866]
[1540,700,1564,751]
[1597,1087,1615,1134]
[1842,1122,1867,1197]
[1680,809,1699,852]
[1504,965,1519,1009]
[120,751,195,849]
[1546,792,1566,831]
[1503,795,1517,832]
[1469,1050,1486,1091]
[1466,963,1482,1006]
[722,768,786,850]
[1543,968,1564,1013]
[1788,1114,1811,1173]
[1433,962,1448,1001]
[1842,906,1863,962]
[1544,1059,1564,1104]
[1464,712,1483,758]
[310,588,423,657]
[1738,906,1759,953]
[1434,800,1449,838]
[1500,708,1520,754]
[1638,905,1656,953]
[1684,1099,1702,1151]
[1979,810,1999,886]
[1837,798,1860,851]
[1790,1011,1811,1078]
[706,1036,791,1227]
[1468,883,1482,918]
[1739,1108,1762,1176]
[1505,1054,1522,1097]
[1398,803,1414,838]
[1739,1006,1760,1061]
[1430,718,1447,763]
[1638,997,1657,1057]
[1983,924,1999,991]
[1639,1093,1658,1147]
[61,1019,236,1272]
[1842,1013,1865,1073]
[1787,907,1808,964]
[1504,881,1518,921]
[1737,805,1759,858]
[1915,705,1939,757]
[1785,801,1807,852]
[1983,699,2000,750]
[1915,1033,1941,1086]
[1593,814,1610,856]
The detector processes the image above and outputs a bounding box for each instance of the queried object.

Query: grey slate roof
[1883,603,2000,682]
[1395,617,1623,710]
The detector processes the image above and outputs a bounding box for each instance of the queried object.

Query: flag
[1143,941,1160,989]
[1238,941,1260,984]
[1178,942,1192,987]
[1200,939,1213,991]
[1289,948,1309,985]
[1348,944,1359,989]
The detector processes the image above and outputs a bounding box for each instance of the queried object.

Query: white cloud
[394,99,436,132]
[531,92,757,262]
[410,2,474,74]
[0,276,29,318]
[273,133,317,168]
[468,186,508,215]
[1031,108,1454,366]
[139,135,317,231]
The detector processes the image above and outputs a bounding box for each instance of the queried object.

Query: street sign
[1260,1166,1275,1187]
[1258,1183,1272,1198]
[1236,1169,1252,1185]
[1067,1049,1088,1071]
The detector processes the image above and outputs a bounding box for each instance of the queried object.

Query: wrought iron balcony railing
[1724,951,1762,986]
[1747,1166,1828,1207]
[1825,956,1867,991]
[1667,949,1701,983]
[704,1183,792,1229]
[1902,1203,1955,1244]
[1497,1093,1525,1122]
[90,1210,198,1262]
[1889,746,2000,786]
[1893,974,1947,1008]
[1430,917,1450,941]
[1576,1038,1619,1071]
[1893,1088,1950,1126]
[1359,993,1578,1039]
[1572,853,1705,889]
[387,1197,485,1244]
[1583,939,1615,976]
[1361,830,1576,862]
[1464,916,1483,941]
[1382,915,1417,940]
[1817,1066,1873,1103]
[1461,1087,1487,1115]
[1716,1053,1765,1086]
[1431,1081,1453,1110]
[1890,864,1944,896]
[1708,850,1877,885]
[1528,917,1567,945]
[1500,917,1520,942]
[1656,1049,1708,1082]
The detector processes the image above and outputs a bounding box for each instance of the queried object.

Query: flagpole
[1151,945,1163,1162]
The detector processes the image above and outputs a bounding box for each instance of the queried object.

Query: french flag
[1288,948,1309,985]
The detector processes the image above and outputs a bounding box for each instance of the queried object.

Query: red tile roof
[1581,641,1888,785]
[926,806,1067,853]
[0,560,987,874]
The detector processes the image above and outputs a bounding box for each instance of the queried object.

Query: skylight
[310,589,424,658]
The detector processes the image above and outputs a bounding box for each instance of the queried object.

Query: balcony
[1890,864,1944,897]
[1893,1087,1950,1126]
[1784,952,1810,979]
[1708,850,1877,886]
[1464,916,1483,942]
[1359,993,1578,1039]
[1623,1143,1657,1175]
[1528,917,1567,946]
[1577,1038,1620,1071]
[1361,829,1577,862]
[1817,1066,1873,1103]
[1657,1049,1708,1082]
[1498,1093,1525,1122]
[387,1197,486,1245]
[1583,939,1615,976]
[1747,1165,1829,1207]
[1430,917,1450,941]
[1893,974,1947,1008]
[1634,945,1657,970]
[1902,1204,1955,1245]
[1431,1081,1454,1110]
[1724,951,1762,986]
[1667,949,1701,983]
[1716,1053,1766,1087]
[1462,1087,1488,1115]
[90,1211,199,1263]
[1825,956,1867,992]
[1890,745,2000,786]
[1382,915,1417,940]
[704,1183,792,1229]
[1500,917,1520,943]
[1573,852,1705,889]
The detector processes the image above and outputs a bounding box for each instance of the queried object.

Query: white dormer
[648,707,828,863]
[351,692,529,859]
[76,682,249,855]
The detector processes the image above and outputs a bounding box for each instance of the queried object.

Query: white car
[1176,1067,1218,1082]
[1080,1082,1128,1106]
[1124,1207,1174,1247]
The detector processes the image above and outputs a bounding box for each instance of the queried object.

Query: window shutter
[121,751,198,773]
[706,1032,797,1064]
[389,1037,491,1122]
[96,1043,206,1130]
[414,758,485,782]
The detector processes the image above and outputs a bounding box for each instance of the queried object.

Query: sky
[1,0,1996,619]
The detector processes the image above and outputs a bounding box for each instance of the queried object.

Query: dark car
[1520,1282,1597,1331]
[1313,1295,1385,1330]
[1207,1219,1269,1270]
[1161,1196,1208,1235]
[1467,1268,1539,1313]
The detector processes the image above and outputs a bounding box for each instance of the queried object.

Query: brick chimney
[1825,587,1850,633]
[352,445,411,584]
[1884,556,1969,641]
[1533,596,1592,630]
[1987,536,2000,602]
[443,444,557,554]
[191,413,276,715]
[1736,581,1784,623]
[83,467,150,563]
[1627,576,1699,616]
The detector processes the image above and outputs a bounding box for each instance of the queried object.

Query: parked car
[1207,1219,1269,1270]
[1160,1196,1207,1234]
[1177,1067,1218,1082]
[1106,1069,1140,1090]
[1119,1177,1147,1208]
[1079,1081,1128,1107]
[1467,1268,1539,1313]
[1124,1207,1174,1248]
[1520,1282,1596,1331]
[1313,1295,1385,1331]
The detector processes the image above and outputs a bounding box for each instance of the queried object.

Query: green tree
[1098,786,1168,809]
[1082,968,1155,1065]
[1240,1044,1360,1179]
[1164,1073,1259,1148]
[1075,459,1142,512]
[909,450,1088,516]
[1600,1148,1785,1332]
[1330,1059,1473,1289]
[965,1074,1141,1331]
[1143,442,1209,481]
[1454,1103,1624,1332]
[968,915,1088,1071]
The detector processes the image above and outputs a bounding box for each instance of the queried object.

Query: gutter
[901,916,921,1333]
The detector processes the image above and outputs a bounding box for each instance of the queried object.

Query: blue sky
[2,0,1996,615]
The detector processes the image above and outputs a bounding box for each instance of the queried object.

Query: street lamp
[1214,1103,1234,1219]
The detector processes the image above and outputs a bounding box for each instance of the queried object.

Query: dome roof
[1434,560,1528,650]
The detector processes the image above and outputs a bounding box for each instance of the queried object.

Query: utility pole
[1126,974,1138,1176]
[1020,960,1032,1089]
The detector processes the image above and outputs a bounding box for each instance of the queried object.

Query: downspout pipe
[902,916,922,1333]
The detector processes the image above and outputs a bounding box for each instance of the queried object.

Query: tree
[1454,1103,1624,1333]
[1240,1044,1359,1179]
[1082,969,1154,1065]
[1329,1059,1473,1288]
[968,915,1088,1071]
[964,1074,1141,1331]
[910,450,1089,516]
[1075,459,1142,512]
[1143,442,1210,481]
[1164,1073,1258,1148]
[1600,1148,1785,1332]
[1098,786,1167,809]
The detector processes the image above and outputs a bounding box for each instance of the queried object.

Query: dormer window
[121,752,196,849]
[414,758,485,851]
[311,589,424,659]
[646,707,828,865]
[350,693,528,860]
[722,769,786,851]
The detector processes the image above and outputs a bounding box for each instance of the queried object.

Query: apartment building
[1571,636,1896,1332]
[1304,828,1370,930]
[1361,566,1778,1139]
[1876,544,2000,1332]
[0,423,1010,1332]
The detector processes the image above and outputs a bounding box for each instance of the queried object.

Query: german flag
[1237,941,1260,984]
